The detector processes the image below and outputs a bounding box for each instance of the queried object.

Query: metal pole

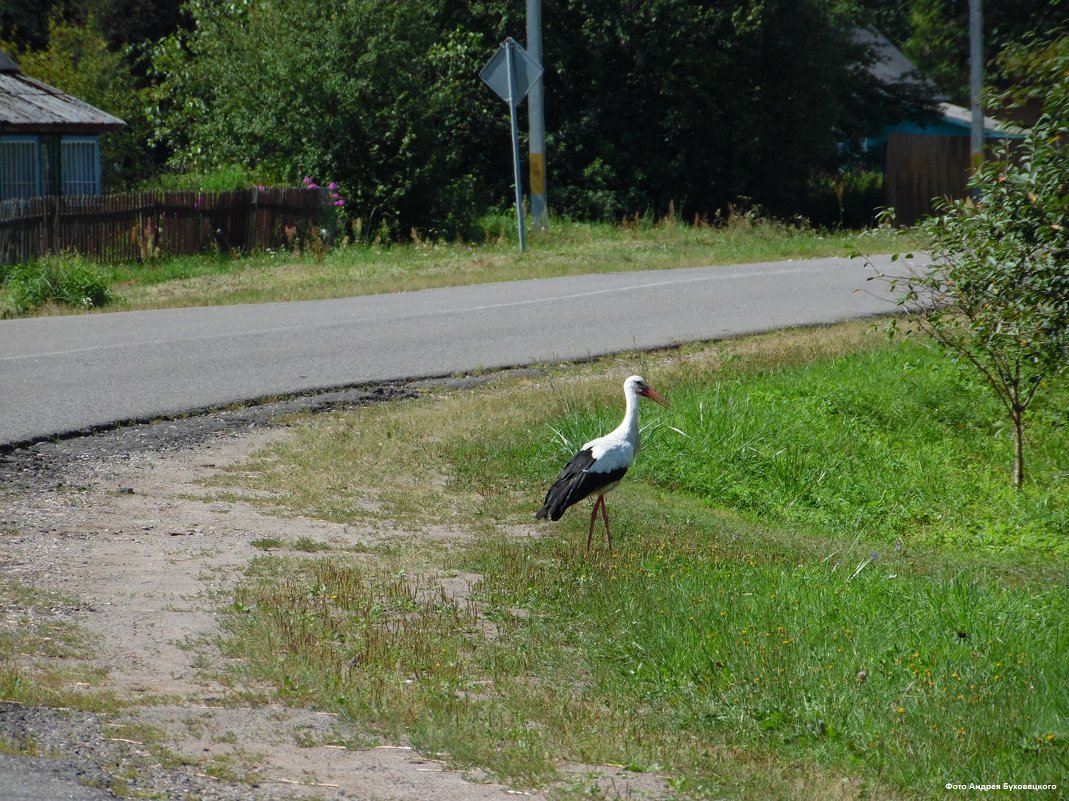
[505,40,527,253]
[527,0,547,232]
[969,0,983,169]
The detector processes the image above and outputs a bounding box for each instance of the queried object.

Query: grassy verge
[0,580,94,661]
[0,576,119,713]
[213,322,1068,799]
[2,216,912,316]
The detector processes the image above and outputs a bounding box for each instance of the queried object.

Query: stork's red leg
[600,498,613,550]
[587,498,601,551]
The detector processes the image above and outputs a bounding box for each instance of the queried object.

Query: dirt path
[0,387,666,800]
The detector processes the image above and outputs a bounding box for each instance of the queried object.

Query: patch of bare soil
[0,384,667,800]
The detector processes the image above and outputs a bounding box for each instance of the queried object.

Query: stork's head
[626,375,670,408]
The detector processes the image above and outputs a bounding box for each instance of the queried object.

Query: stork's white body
[579,393,642,486]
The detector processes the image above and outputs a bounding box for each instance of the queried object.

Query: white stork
[535,375,669,550]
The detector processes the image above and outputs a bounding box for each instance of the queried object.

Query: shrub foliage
[3,254,114,315]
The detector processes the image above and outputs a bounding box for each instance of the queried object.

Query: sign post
[504,41,526,253]
[480,37,543,253]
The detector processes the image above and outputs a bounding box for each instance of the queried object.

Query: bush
[4,254,114,316]
[145,166,267,193]
[801,169,886,228]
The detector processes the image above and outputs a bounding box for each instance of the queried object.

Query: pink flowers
[303,175,344,206]
[304,175,346,207]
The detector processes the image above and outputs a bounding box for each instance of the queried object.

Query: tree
[542,0,933,222]
[150,0,505,238]
[0,0,82,51]
[903,0,1069,104]
[87,0,185,52]
[874,38,1069,489]
[147,0,934,233]
[0,0,185,55]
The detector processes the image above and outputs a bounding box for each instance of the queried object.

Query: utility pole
[527,0,547,231]
[969,0,983,169]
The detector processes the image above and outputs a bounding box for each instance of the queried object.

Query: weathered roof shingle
[0,50,125,133]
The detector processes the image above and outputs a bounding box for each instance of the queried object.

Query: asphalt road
[0,255,903,447]
[0,755,110,801]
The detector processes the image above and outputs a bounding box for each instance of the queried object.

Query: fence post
[248,185,258,252]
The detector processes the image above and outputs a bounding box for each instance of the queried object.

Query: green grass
[0,579,95,660]
[215,324,1068,798]
[0,664,119,712]
[1,253,113,316]
[0,577,123,713]
[471,520,1067,794]
[250,535,334,552]
[466,341,1069,555]
[1,215,912,316]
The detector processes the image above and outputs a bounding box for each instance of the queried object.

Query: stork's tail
[535,490,567,521]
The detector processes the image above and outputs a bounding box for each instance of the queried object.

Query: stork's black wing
[535,447,628,521]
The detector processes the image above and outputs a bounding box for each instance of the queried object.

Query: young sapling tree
[870,44,1068,489]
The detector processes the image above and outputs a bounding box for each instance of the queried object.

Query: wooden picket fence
[0,187,326,265]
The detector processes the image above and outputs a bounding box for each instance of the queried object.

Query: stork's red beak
[640,386,670,409]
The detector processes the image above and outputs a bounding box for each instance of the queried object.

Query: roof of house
[938,101,1025,137]
[883,102,1027,139]
[0,49,125,134]
[853,27,947,102]
[854,29,1025,140]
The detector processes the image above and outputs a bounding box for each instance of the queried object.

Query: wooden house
[0,49,125,200]
[856,29,1024,225]
[881,102,1024,225]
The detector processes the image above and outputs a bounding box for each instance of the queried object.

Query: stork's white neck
[611,384,642,451]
